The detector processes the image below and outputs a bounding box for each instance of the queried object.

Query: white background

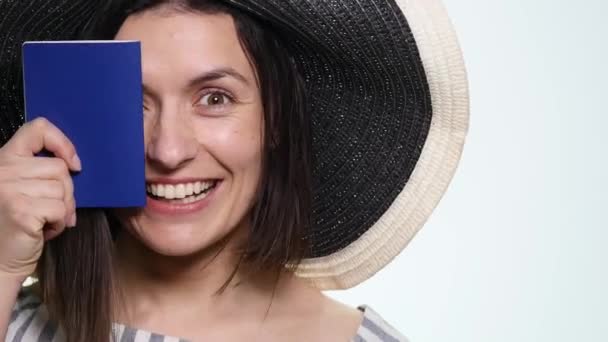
[328,0,608,341]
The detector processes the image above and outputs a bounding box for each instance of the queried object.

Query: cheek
[195,117,263,175]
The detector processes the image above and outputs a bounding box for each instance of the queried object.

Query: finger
[14,179,65,200]
[16,157,71,180]
[14,157,76,226]
[44,222,68,241]
[60,167,76,227]
[33,197,67,226]
[29,198,68,239]
[5,118,81,171]
[44,223,67,241]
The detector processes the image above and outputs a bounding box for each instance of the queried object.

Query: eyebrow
[187,67,250,88]
[142,67,251,97]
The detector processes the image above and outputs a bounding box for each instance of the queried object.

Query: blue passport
[22,41,146,208]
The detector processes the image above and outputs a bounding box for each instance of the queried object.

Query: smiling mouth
[146,180,220,204]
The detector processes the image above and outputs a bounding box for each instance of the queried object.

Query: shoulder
[317,296,365,340]
[353,305,410,342]
[6,286,60,342]
[276,277,409,341]
[313,296,410,342]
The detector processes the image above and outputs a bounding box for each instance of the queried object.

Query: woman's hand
[0,117,81,279]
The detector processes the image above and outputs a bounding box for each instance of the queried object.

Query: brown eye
[200,92,231,106]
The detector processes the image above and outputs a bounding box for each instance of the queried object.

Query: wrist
[0,272,28,288]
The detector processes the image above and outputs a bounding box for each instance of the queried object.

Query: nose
[146,106,198,171]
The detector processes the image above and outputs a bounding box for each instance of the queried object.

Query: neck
[112,227,279,325]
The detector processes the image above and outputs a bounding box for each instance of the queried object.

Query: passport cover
[22,41,146,208]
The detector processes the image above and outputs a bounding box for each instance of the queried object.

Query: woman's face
[114,7,263,256]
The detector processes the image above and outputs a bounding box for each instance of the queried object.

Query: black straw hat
[0,0,469,289]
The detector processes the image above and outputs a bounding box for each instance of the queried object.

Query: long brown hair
[37,1,312,341]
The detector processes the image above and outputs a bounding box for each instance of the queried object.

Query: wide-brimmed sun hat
[0,0,469,289]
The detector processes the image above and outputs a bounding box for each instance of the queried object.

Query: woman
[0,0,469,341]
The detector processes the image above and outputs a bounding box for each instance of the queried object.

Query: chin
[125,219,233,258]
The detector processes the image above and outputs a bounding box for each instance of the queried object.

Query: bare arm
[0,118,81,341]
[0,274,25,341]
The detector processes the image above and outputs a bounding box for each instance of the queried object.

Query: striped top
[7,289,408,342]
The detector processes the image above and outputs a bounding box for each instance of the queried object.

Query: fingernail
[72,154,82,171]
[68,212,77,227]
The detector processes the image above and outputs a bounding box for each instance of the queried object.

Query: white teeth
[165,184,175,199]
[175,184,186,199]
[147,181,217,200]
[177,187,213,204]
